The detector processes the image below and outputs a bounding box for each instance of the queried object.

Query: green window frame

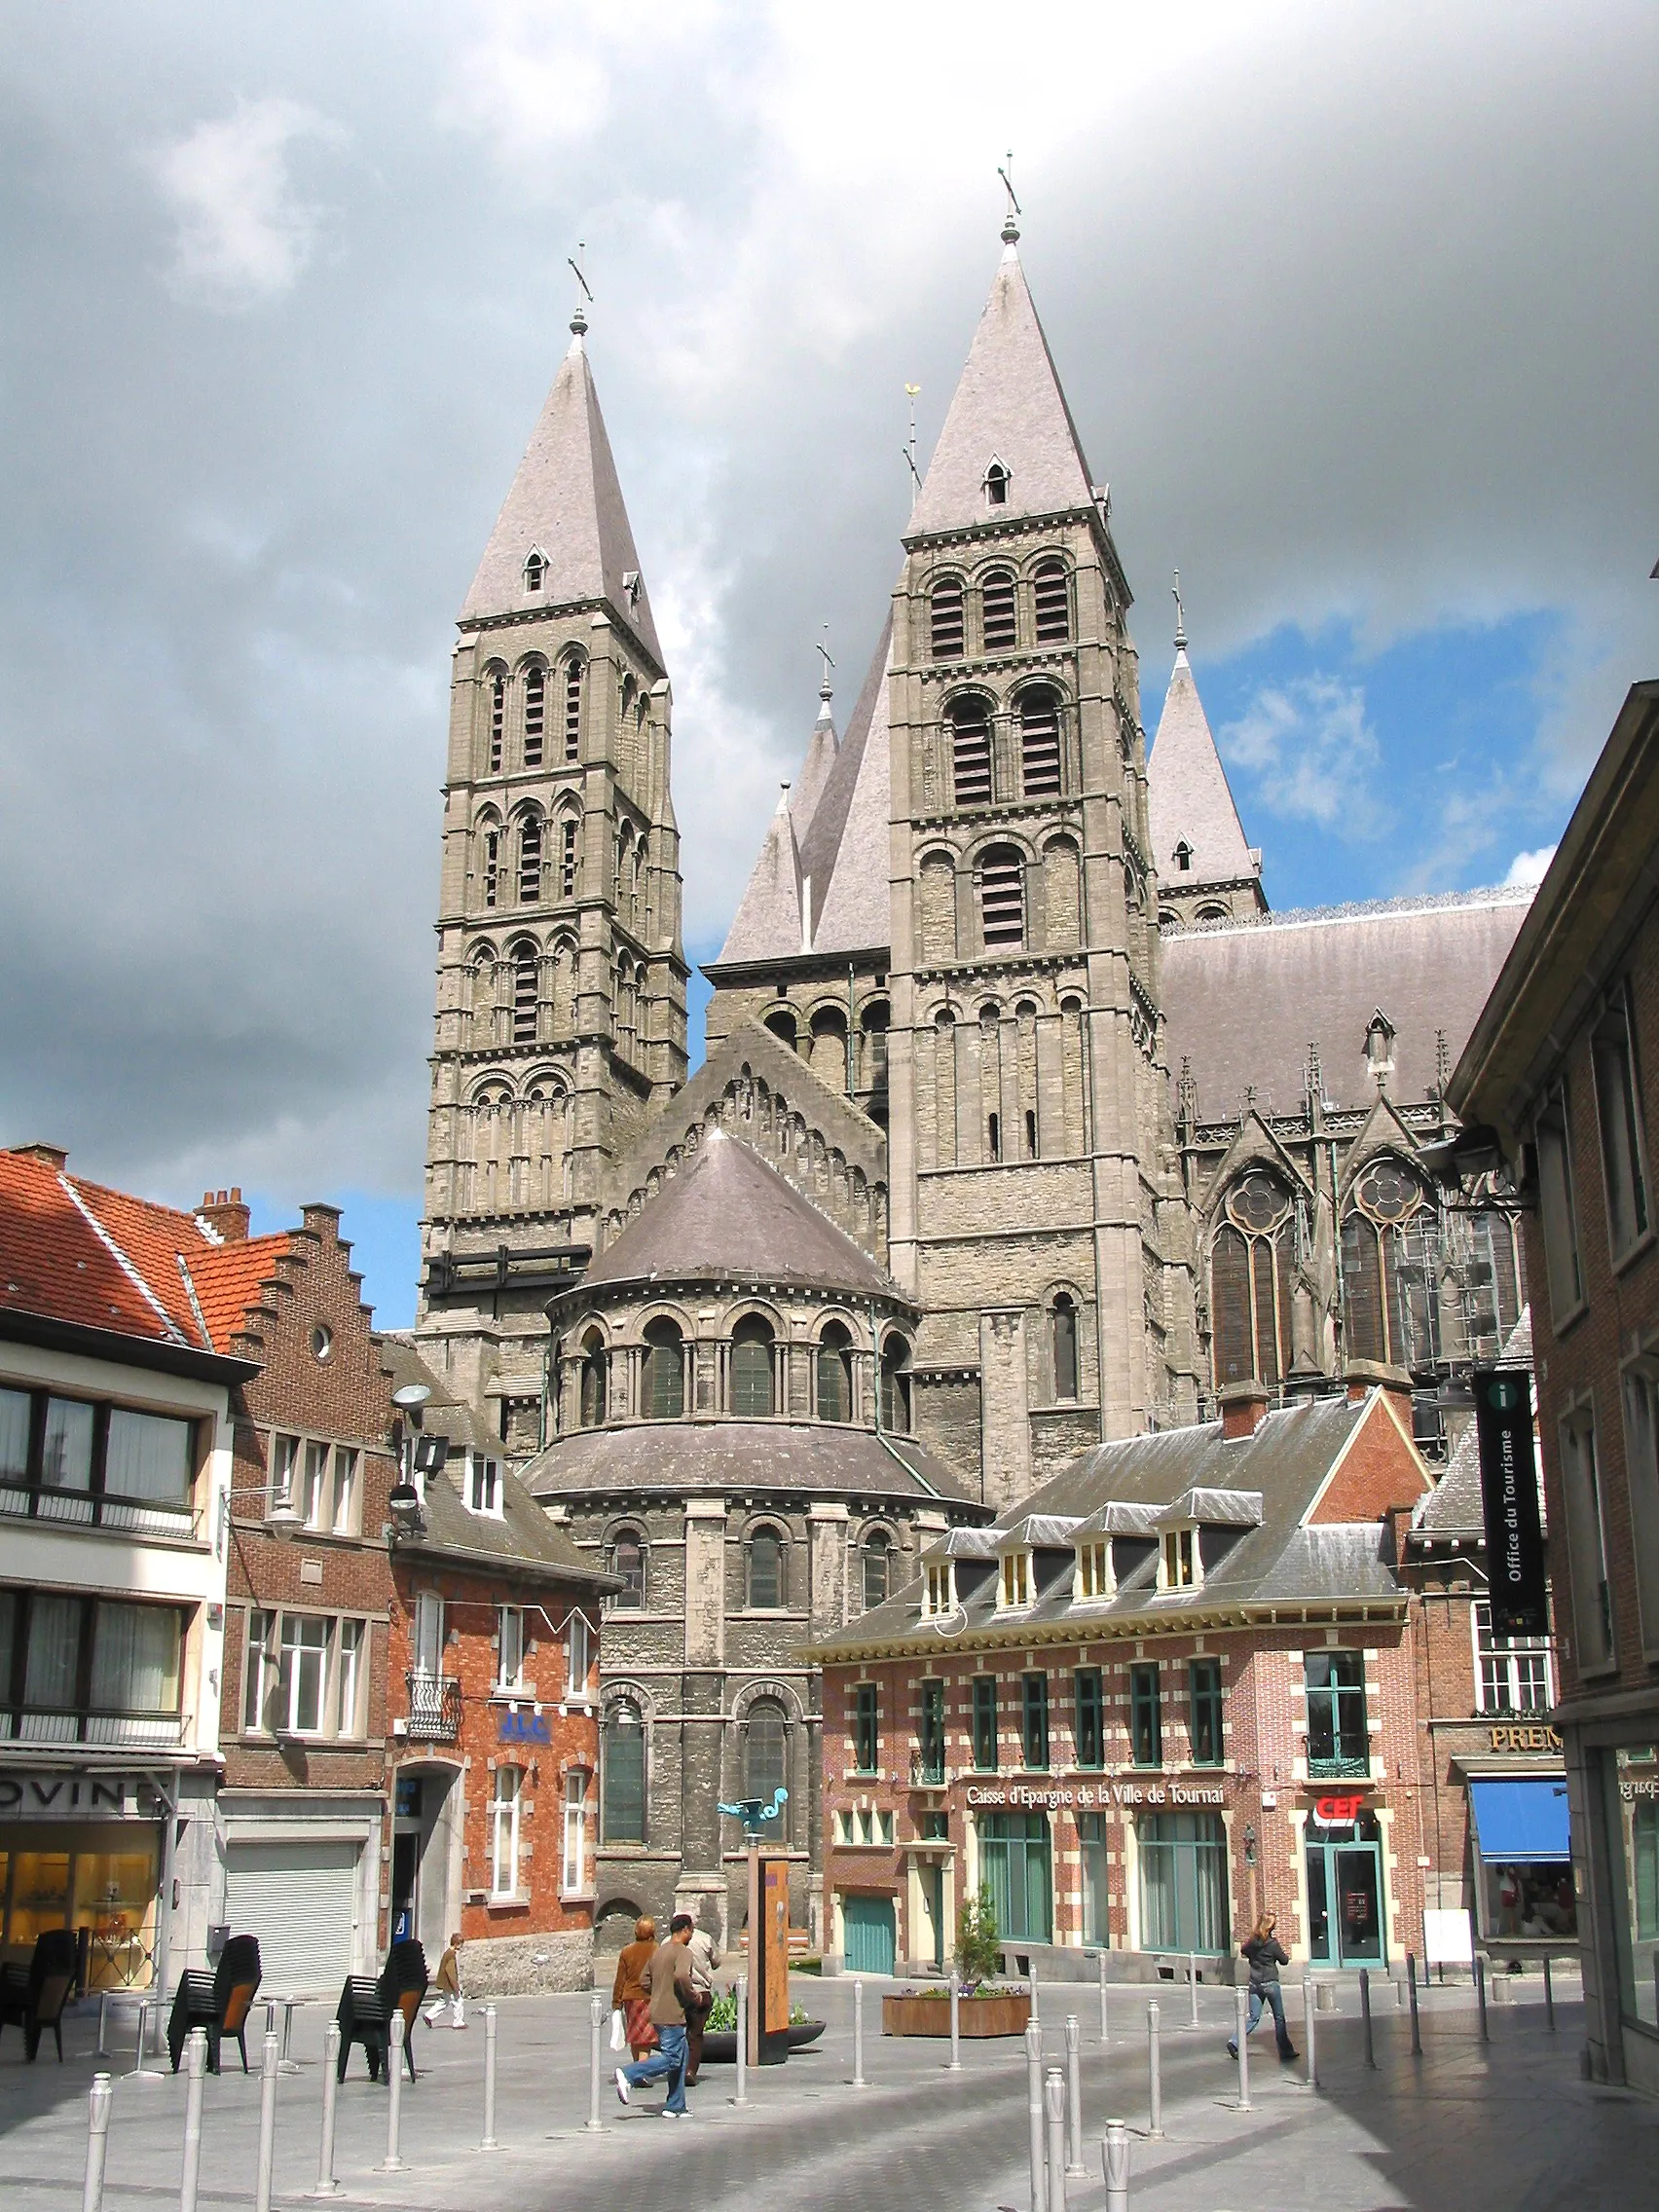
[1074,1668,1104,1770]
[1021,1674,1049,1771]
[853,1682,879,1776]
[1129,1663,1162,1768]
[919,1678,946,1785]
[1189,1659,1224,1767]
[972,1676,998,1772]
[1305,1650,1369,1777]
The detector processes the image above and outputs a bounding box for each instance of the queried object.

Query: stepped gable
[1161,889,1533,1121]
[460,323,663,667]
[1147,648,1258,889]
[586,1125,894,1304]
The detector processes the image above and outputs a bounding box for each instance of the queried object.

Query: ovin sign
[0,1773,159,1820]
[1475,1366,1548,1638]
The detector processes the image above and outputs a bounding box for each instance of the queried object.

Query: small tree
[955,1882,1003,1984]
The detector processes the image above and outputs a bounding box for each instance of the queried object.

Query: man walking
[683,1910,722,2085]
[615,1913,698,2118]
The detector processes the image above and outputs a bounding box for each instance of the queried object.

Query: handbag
[608,2008,626,2053]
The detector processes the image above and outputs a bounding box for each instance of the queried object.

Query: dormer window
[924,1561,956,1618]
[1174,840,1194,873]
[983,460,1010,508]
[999,1550,1031,1609]
[1161,1527,1198,1591]
[523,549,546,592]
[622,569,642,609]
[467,1450,502,1517]
[1075,1539,1112,1602]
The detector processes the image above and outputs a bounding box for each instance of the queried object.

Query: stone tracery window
[1341,1156,1439,1370]
[1210,1167,1295,1391]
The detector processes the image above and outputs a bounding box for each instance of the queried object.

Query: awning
[1468,1778,1571,1863]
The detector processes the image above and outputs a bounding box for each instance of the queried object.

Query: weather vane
[718,1788,789,1842]
[1172,570,1188,651]
[997,151,1021,244]
[568,242,593,336]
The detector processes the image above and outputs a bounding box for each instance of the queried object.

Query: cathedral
[411,211,1530,1947]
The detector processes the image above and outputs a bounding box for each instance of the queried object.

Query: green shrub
[955,1883,1003,1983]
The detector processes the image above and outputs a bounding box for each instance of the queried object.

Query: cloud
[1504,845,1558,887]
[152,96,347,309]
[1220,676,1386,834]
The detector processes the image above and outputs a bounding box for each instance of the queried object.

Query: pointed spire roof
[1147,645,1258,889]
[791,698,839,841]
[909,241,1096,537]
[716,785,807,965]
[461,324,663,666]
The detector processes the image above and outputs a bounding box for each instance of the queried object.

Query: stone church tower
[416,306,688,1434]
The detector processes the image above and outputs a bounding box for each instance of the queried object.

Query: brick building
[1449,678,1659,2091]
[380,1342,613,1992]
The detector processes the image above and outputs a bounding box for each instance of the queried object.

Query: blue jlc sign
[499,1709,551,1746]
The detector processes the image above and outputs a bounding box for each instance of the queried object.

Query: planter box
[882,1993,1031,2038]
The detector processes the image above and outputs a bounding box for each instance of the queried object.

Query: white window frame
[243,1608,275,1731]
[498,1605,526,1693]
[1075,1540,1114,1603]
[1470,1600,1554,1714]
[413,1592,445,1679]
[1160,1527,1199,1592]
[998,1550,1031,1610]
[278,1613,330,1735]
[566,1611,593,1705]
[491,1765,523,1898]
[330,1447,360,1536]
[467,1450,502,1518]
[923,1561,956,1618]
[562,1768,590,1894]
[1559,1403,1615,1674]
[334,1617,367,1737]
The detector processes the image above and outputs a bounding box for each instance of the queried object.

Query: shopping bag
[608,2008,627,2053]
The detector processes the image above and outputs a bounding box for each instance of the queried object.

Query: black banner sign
[1474,1365,1549,1637]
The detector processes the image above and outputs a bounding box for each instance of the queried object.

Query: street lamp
[388,1382,432,1535]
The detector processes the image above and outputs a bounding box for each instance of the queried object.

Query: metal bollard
[180,2028,207,2212]
[1044,2065,1068,2212]
[131,1999,153,2078]
[853,1975,867,2087]
[83,2074,113,2212]
[1188,1953,1198,2030]
[1098,1950,1110,2045]
[1029,1969,1040,2025]
[948,1969,963,2072]
[1543,1953,1555,2031]
[1064,2015,1085,2177]
[1303,1975,1318,2091]
[586,1990,604,2131]
[1234,1985,1252,2111]
[1475,1955,1489,2044]
[481,2003,498,2151]
[1146,1998,1162,2140]
[97,1990,109,2058]
[256,2030,282,2210]
[380,2014,405,2177]
[735,1976,750,2108]
[1408,1953,1421,2056]
[310,2023,343,2197]
[1360,1967,1376,2069]
[1024,2021,1045,2212]
[1101,2117,1130,2212]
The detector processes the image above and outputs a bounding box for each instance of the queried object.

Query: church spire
[1146,607,1267,922]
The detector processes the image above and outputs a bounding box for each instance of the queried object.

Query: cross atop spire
[997,152,1021,249]
[816,627,835,721]
[1172,570,1188,653]
[568,242,593,343]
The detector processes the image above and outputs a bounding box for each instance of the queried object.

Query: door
[390,1832,419,1944]
[225,1841,358,1995]
[843,1893,896,1975]
[1306,1823,1386,1966]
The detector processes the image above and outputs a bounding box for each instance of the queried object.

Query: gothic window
[1457,1206,1524,1360]
[481,824,499,909]
[523,665,545,766]
[1210,1169,1295,1390]
[816,1321,854,1423]
[930,576,965,660]
[1173,840,1193,873]
[747,1528,786,1609]
[631,841,645,933]
[1052,1294,1079,1401]
[978,845,1025,951]
[564,659,583,761]
[601,1698,645,1841]
[517,816,542,904]
[1033,558,1070,644]
[730,1316,775,1417]
[560,815,578,899]
[1341,1157,1437,1369]
[744,1696,788,1837]
[1019,687,1062,798]
[950,698,992,808]
[863,1530,891,1611]
[881,1334,912,1432]
[579,1332,608,1427]
[511,941,538,1043]
[984,459,1010,507]
[523,549,546,592]
[641,1318,684,1420]
[981,569,1016,653]
[489,668,506,773]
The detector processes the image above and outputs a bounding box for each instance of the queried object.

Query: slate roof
[1415,1309,1536,1541]
[792,697,840,840]
[716,791,803,969]
[1147,649,1260,890]
[1161,889,1533,1120]
[909,242,1096,537]
[811,1392,1409,1656]
[523,1417,977,1509]
[461,328,663,666]
[577,1128,901,1303]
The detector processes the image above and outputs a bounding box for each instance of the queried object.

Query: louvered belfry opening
[564,660,582,760]
[979,845,1025,950]
[511,944,538,1042]
[1020,687,1062,798]
[489,670,506,772]
[523,666,545,766]
[951,698,993,807]
[931,576,965,660]
[1034,558,1071,644]
[981,569,1016,652]
[560,818,578,897]
[518,818,541,903]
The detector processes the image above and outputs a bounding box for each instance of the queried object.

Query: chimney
[17,1142,68,1170]
[1344,1358,1414,1415]
[198,1186,250,1241]
[1218,1382,1272,1440]
[1382,1500,1419,1567]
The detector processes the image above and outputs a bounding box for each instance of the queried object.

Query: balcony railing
[0,1707,187,1750]
[0,1481,201,1541]
[406,1672,462,1743]
[1308,1751,1371,1780]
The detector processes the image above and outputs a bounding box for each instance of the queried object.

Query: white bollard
[96,1991,109,2058]
[1098,1951,1110,2045]
[948,1969,962,2072]
[1024,2021,1045,2212]
[586,1990,604,2131]
[1045,2064,1068,2212]
[1303,1974,1318,2091]
[481,2003,498,2151]
[735,1975,750,2108]
[1101,2117,1130,2212]
[1188,1953,1198,2030]
[1029,1969,1041,2025]
[1234,1986,1252,2112]
[853,1976,867,2087]
[310,2023,343,2197]
[83,2074,113,2212]
[1146,1999,1162,2140]
[256,2030,281,2211]
[1064,2015,1085,2177]
[381,2014,405,2176]
[180,2028,207,2212]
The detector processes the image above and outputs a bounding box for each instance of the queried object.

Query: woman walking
[1228,1911,1299,2063]
[612,1916,660,2062]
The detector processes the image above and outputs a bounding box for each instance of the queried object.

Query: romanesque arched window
[980,568,1016,652]
[747,1529,786,1609]
[1341,1157,1438,1369]
[488,666,506,773]
[1033,558,1070,644]
[763,1007,798,1052]
[523,664,545,766]
[470,1084,511,1215]
[1051,1294,1079,1400]
[1210,1168,1296,1390]
[816,1322,854,1423]
[478,816,500,909]
[641,1317,684,1420]
[730,1316,775,1417]
[978,845,1025,951]
[809,1006,847,1093]
[950,698,992,808]
[863,1529,892,1611]
[861,1000,890,1107]
[931,576,965,660]
[1019,686,1062,798]
[919,852,957,965]
[744,1696,788,1838]
[558,813,579,901]
[881,1334,912,1432]
[602,1698,645,1842]
[510,941,539,1044]
[517,815,542,905]
[608,1530,646,1608]
[579,1331,608,1427]
[563,657,583,762]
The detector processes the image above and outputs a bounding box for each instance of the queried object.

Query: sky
[2,2,1655,1329]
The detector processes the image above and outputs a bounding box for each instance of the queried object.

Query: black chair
[167,1934,262,2075]
[336,1940,427,2083]
[0,1930,79,2061]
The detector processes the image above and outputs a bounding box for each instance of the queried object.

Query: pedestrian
[682,1910,722,2085]
[1228,1911,1298,2063]
[615,1912,698,2119]
[424,1932,466,2029]
[611,1916,660,2063]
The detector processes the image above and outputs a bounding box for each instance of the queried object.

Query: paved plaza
[4,1971,1656,2212]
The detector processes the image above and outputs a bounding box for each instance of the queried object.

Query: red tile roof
[186,1235,297,1352]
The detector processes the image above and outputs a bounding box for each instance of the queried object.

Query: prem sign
[1475,1366,1548,1638]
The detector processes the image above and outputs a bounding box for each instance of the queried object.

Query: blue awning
[1469,1779,1571,1863]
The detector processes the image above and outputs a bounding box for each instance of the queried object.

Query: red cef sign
[1310,1793,1367,1828]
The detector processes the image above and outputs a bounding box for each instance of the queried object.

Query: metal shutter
[225,1841,359,1996]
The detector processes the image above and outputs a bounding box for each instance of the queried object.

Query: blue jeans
[1244,1982,1294,2054]
[623,2022,689,2112]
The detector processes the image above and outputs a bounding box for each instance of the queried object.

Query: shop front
[1601,1743,1659,2037]
[1467,1773,1574,1949]
[1303,1792,1387,1968]
[0,1767,173,1989]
